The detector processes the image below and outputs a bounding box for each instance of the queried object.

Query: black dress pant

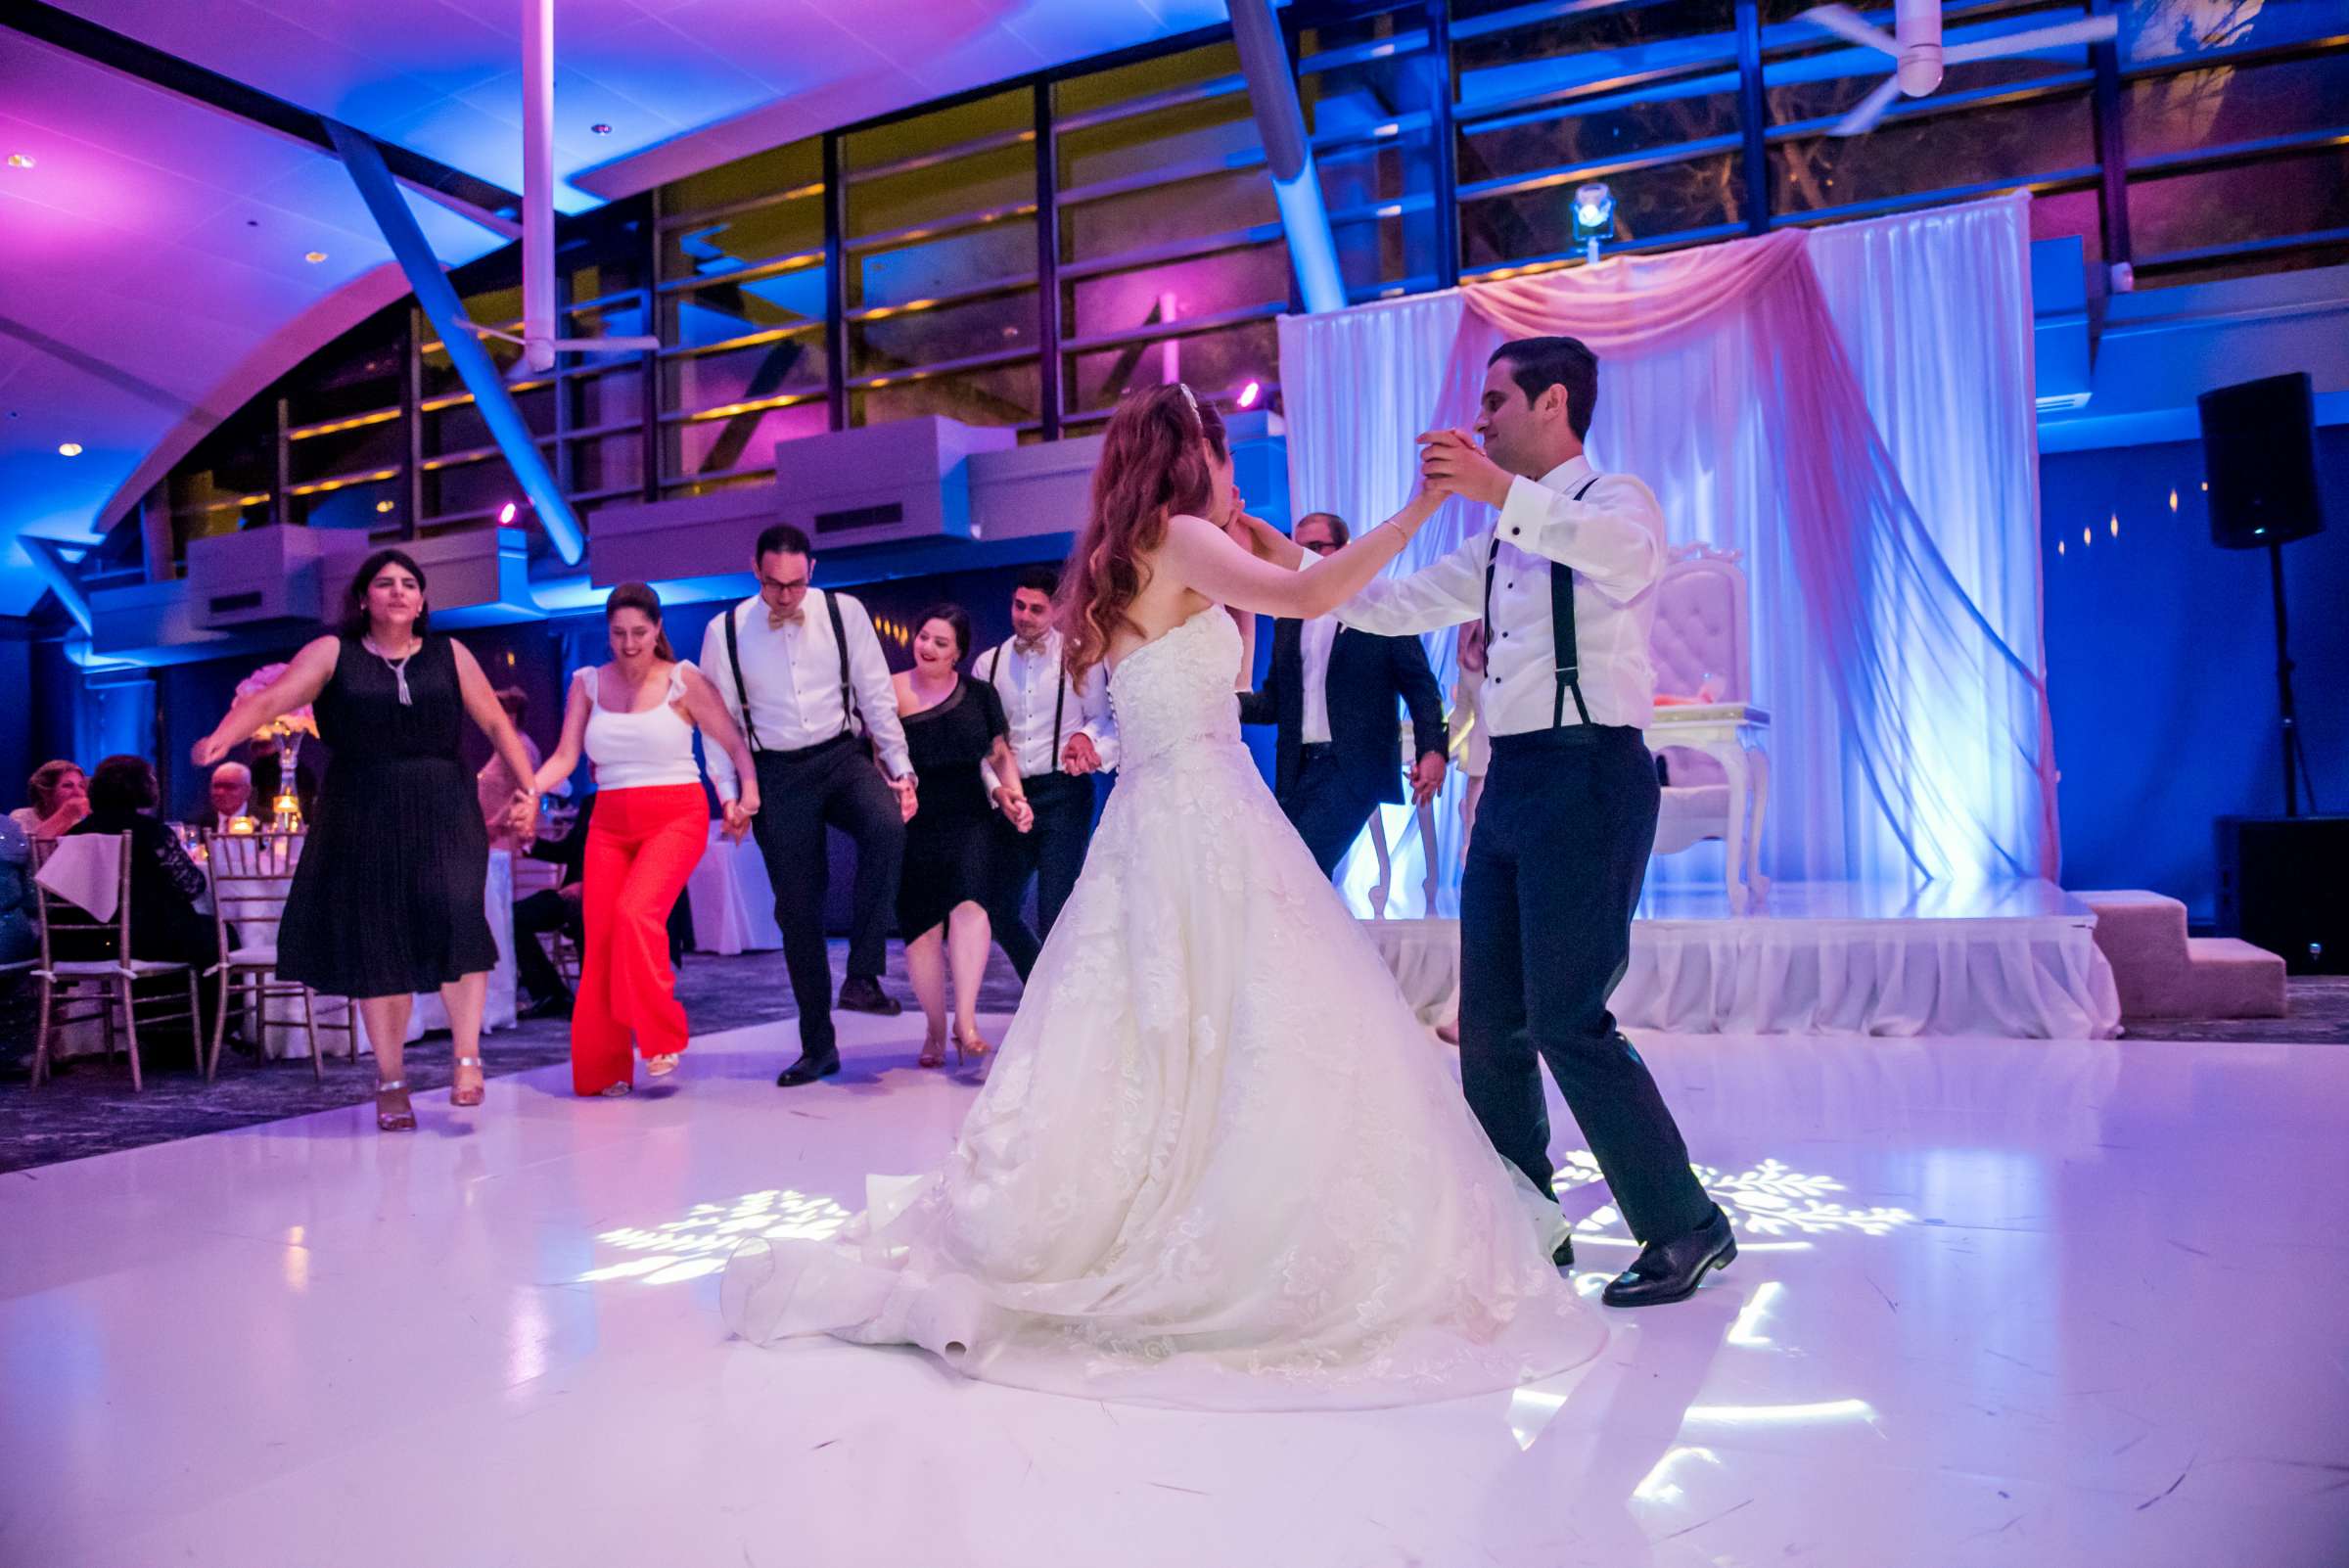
[988,770,1095,981]
[1284,745,1386,880]
[749,736,905,1054]
[1459,724,1713,1244]
[513,889,578,1001]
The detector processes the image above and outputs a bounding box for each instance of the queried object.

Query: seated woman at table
[892,605,1032,1069]
[0,816,36,970]
[13,760,90,841]
[532,582,759,1097]
[191,548,542,1131]
[65,756,223,1063]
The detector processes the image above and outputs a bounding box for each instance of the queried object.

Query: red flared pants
[573,783,707,1095]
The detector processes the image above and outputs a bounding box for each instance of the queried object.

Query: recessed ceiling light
[590,123,614,136]
[375,499,395,514]
[58,441,82,456]
[303,251,328,263]
[7,154,33,169]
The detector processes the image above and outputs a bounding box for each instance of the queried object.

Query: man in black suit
[1239,511,1450,878]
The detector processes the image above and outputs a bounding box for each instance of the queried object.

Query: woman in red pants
[534,583,760,1096]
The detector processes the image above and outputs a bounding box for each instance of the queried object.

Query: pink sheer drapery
[1447,219,2058,884]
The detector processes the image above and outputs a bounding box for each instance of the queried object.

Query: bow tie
[767,606,806,630]
[1014,638,1045,658]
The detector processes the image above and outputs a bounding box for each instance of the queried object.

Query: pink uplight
[1236,380,1262,409]
[498,501,518,525]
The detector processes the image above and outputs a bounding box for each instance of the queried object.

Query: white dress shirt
[1298,614,1342,746]
[697,587,911,803]
[1338,455,1665,735]
[979,630,1120,778]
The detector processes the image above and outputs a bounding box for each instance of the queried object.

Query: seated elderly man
[207,761,255,832]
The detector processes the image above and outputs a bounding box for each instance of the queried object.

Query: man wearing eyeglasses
[1238,511,1448,879]
[701,523,916,1087]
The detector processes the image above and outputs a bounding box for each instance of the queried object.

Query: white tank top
[580,662,703,791]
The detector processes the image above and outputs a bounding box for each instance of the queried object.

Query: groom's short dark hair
[1492,336,1598,440]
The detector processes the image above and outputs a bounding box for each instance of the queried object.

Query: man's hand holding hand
[1416,429,1512,509]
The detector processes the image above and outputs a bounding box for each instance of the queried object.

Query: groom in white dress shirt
[701,523,915,1086]
[1338,335,1732,1309]
[977,565,1118,981]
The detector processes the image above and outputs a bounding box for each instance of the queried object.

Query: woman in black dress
[891,605,1032,1069]
[193,549,541,1130]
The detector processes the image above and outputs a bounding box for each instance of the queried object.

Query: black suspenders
[721,590,860,754]
[1484,473,1604,729]
[990,642,1067,775]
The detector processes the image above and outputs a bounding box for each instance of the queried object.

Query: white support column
[1227,0,1346,315]
[520,0,558,375]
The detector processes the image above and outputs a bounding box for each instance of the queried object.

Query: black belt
[1490,723,1641,759]
[753,733,860,764]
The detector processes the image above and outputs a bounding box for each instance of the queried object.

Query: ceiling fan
[453,0,658,376]
[1802,1,2119,137]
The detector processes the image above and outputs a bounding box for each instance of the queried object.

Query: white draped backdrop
[1279,195,2054,915]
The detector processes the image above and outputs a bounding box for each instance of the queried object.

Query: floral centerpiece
[237,664,318,829]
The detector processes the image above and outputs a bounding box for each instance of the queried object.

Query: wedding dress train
[722,604,1604,1408]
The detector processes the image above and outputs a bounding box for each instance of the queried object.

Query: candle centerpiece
[234,663,319,832]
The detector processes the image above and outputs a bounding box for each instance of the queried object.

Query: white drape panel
[1805,197,2055,885]
[1278,293,1479,914]
[1277,196,2051,907]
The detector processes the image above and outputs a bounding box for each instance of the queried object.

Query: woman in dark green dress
[193,549,541,1130]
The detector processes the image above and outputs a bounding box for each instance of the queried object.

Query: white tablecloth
[686,825,781,955]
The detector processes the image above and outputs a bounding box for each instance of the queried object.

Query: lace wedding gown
[721,605,1604,1408]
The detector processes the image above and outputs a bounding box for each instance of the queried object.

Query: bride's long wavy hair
[1057,386,1228,680]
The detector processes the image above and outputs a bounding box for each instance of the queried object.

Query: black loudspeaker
[2216,816,2348,975]
[2198,373,2326,550]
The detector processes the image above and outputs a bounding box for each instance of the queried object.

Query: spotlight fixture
[590,123,614,136]
[7,154,32,169]
[303,251,328,263]
[1237,380,1262,409]
[1570,182,1615,265]
[498,501,518,525]
[57,441,82,456]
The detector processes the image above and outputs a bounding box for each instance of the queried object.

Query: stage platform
[3,1011,2341,1567]
[1363,879,2122,1039]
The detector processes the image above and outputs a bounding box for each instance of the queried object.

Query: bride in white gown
[721,386,1605,1409]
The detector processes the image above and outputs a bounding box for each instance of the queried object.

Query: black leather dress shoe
[836,976,902,1016]
[775,1050,842,1087]
[1601,1206,1735,1308]
[1552,1234,1576,1269]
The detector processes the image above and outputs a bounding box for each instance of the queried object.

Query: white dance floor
[3,1011,2343,1567]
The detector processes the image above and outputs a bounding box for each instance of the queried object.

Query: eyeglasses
[759,575,809,595]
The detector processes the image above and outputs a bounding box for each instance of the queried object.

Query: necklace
[362,634,420,706]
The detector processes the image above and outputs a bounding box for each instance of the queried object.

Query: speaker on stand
[2198,371,2338,973]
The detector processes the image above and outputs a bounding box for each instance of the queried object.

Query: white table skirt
[254,850,517,1059]
[686,825,782,956]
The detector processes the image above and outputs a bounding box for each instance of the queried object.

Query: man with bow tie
[977,565,1119,980]
[701,523,916,1086]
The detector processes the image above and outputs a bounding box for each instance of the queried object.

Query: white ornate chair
[1647,543,1773,911]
